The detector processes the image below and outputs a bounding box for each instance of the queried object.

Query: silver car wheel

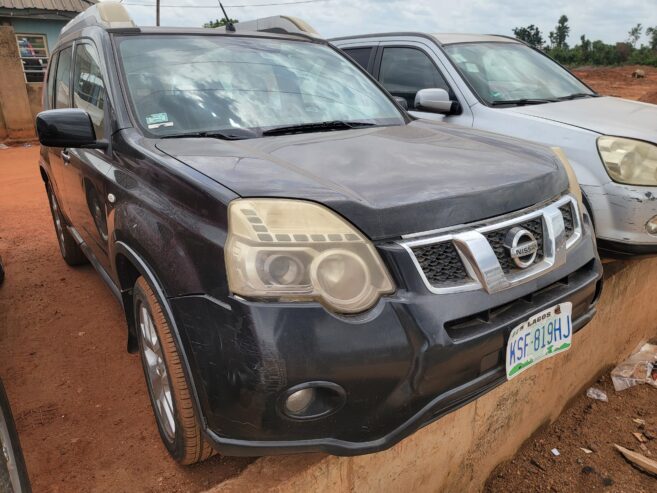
[138,304,176,442]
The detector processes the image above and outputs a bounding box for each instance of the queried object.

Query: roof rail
[60,2,137,36]
[231,16,320,37]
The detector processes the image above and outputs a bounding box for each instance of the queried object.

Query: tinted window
[343,47,373,70]
[74,43,105,139]
[117,36,403,137]
[54,47,72,109]
[45,51,58,110]
[379,47,449,109]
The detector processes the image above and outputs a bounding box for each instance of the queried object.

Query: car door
[65,41,112,271]
[374,42,473,126]
[48,46,75,217]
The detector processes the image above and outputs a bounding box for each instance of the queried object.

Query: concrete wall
[26,82,43,122]
[209,258,657,493]
[0,25,36,141]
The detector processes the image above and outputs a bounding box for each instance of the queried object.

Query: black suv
[36,5,602,462]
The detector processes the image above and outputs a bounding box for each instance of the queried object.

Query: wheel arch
[112,241,207,433]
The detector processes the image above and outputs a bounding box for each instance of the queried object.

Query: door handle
[61,149,71,165]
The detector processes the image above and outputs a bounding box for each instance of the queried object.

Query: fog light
[647,216,657,236]
[282,382,346,419]
[285,388,315,415]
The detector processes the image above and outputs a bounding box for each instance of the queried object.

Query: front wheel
[133,277,215,464]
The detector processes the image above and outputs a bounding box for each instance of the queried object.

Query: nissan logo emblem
[504,227,539,269]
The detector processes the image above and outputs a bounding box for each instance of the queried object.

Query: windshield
[443,42,595,105]
[117,35,404,137]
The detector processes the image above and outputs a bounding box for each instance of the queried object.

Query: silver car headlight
[225,199,395,314]
[598,136,657,186]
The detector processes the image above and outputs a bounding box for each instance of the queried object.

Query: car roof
[60,3,320,44]
[331,32,521,46]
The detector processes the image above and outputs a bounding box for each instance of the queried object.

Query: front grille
[404,197,580,291]
[412,242,469,286]
[483,217,545,274]
[560,203,575,239]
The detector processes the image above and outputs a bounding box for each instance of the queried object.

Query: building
[0,0,97,82]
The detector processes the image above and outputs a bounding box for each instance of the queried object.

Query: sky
[112,0,657,45]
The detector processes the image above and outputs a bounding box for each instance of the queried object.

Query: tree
[647,26,657,50]
[203,18,238,28]
[512,25,544,48]
[549,15,570,49]
[627,23,643,47]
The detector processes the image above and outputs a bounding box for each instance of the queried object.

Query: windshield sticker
[146,113,169,125]
[148,121,174,129]
[464,63,480,73]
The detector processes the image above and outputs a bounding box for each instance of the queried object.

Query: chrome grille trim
[399,195,582,294]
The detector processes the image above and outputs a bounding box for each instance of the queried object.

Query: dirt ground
[485,374,657,493]
[0,66,656,492]
[0,145,253,492]
[572,65,657,103]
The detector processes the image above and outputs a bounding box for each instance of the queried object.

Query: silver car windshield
[444,42,595,105]
[117,35,404,137]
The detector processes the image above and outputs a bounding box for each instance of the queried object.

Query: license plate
[506,302,573,380]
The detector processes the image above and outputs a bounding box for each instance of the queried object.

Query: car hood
[506,96,657,143]
[156,121,568,240]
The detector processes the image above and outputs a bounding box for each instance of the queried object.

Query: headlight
[552,147,584,214]
[225,199,395,314]
[597,136,657,186]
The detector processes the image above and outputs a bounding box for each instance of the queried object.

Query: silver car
[333,33,657,257]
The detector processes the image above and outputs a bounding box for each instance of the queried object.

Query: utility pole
[156,0,160,26]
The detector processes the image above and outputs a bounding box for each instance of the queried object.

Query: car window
[74,43,105,139]
[343,47,373,70]
[54,46,72,109]
[379,47,450,109]
[444,42,594,104]
[45,51,58,110]
[117,35,404,137]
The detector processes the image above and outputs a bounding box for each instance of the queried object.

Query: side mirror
[414,88,458,115]
[36,109,107,149]
[393,96,408,111]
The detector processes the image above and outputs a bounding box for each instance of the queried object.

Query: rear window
[343,47,373,70]
[54,47,72,109]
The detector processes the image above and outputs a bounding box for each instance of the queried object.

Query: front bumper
[169,219,602,456]
[583,182,657,257]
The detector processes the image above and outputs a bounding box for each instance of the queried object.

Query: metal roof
[0,0,97,13]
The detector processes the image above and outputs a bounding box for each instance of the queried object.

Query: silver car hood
[506,96,657,143]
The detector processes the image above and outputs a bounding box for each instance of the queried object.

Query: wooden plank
[614,444,657,476]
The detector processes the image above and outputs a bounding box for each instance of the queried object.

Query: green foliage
[549,15,570,49]
[627,23,643,47]
[512,25,544,48]
[647,27,657,50]
[203,18,239,28]
[513,15,657,67]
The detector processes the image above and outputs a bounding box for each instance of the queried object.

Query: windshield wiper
[556,93,599,101]
[160,128,257,140]
[262,121,375,137]
[490,98,557,107]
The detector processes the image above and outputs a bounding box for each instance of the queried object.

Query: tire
[133,277,215,464]
[45,184,88,266]
[0,379,32,493]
